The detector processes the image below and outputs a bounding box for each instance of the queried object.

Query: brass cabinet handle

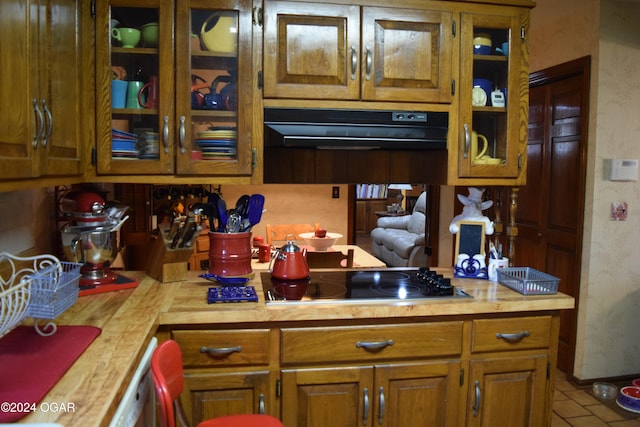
[496,331,530,341]
[362,387,369,426]
[199,345,242,356]
[32,98,44,148]
[378,386,385,425]
[179,116,186,154]
[162,115,170,154]
[365,47,372,81]
[356,339,394,350]
[41,99,53,148]
[351,46,357,80]
[473,380,481,416]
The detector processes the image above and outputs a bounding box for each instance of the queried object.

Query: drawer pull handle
[356,339,394,350]
[200,345,242,356]
[496,331,530,341]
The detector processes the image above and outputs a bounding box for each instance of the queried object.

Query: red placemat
[0,325,101,422]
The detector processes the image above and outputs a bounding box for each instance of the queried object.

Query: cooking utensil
[217,198,228,232]
[235,194,250,218]
[227,212,241,233]
[109,215,129,232]
[241,193,265,231]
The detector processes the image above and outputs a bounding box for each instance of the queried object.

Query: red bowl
[632,379,640,388]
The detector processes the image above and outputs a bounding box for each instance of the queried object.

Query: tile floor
[553,371,640,426]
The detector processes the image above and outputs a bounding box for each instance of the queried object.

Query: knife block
[145,237,193,283]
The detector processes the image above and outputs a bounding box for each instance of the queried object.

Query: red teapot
[270,235,309,280]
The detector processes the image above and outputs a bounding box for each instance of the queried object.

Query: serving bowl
[592,382,617,400]
[299,232,342,251]
[617,386,640,413]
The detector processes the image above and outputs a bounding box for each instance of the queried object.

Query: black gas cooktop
[262,268,472,303]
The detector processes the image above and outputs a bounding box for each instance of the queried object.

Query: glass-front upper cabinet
[457,10,527,182]
[175,0,253,176]
[95,0,254,177]
[96,1,174,175]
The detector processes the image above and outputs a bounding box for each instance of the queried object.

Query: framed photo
[454,220,486,259]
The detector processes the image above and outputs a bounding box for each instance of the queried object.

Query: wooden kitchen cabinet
[466,316,553,427]
[280,323,464,427]
[263,1,454,104]
[0,0,87,182]
[171,329,278,424]
[95,0,255,178]
[449,5,530,185]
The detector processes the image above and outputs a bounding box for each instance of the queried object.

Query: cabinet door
[361,7,453,103]
[281,366,374,427]
[183,370,275,425]
[457,9,528,182]
[174,0,254,176]
[375,361,462,427]
[0,0,39,180]
[467,355,547,427]
[96,0,176,175]
[263,1,361,100]
[39,0,84,177]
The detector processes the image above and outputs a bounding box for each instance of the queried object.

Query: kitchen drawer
[281,322,463,365]
[471,316,552,353]
[173,329,270,367]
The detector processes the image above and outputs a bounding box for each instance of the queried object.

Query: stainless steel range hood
[264,108,448,150]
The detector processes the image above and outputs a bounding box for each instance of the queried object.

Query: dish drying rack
[0,252,81,338]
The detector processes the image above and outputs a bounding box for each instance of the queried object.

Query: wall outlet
[611,202,628,221]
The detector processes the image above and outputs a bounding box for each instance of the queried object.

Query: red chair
[151,339,284,427]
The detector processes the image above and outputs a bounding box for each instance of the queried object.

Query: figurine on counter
[449,187,494,235]
[450,187,494,279]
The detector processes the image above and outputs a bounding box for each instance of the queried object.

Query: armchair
[370,192,428,267]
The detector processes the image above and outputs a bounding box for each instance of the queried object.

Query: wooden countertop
[16,269,574,426]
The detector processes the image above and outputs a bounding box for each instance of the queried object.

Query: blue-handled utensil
[217,198,228,232]
[242,194,265,231]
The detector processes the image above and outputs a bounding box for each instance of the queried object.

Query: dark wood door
[516,57,590,374]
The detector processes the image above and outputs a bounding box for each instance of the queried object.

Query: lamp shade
[388,184,413,190]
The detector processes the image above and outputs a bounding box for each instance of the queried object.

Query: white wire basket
[0,252,81,337]
[0,275,30,339]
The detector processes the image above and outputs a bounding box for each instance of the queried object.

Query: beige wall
[531,0,640,380]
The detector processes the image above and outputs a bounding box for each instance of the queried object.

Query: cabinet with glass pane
[95,0,254,177]
[451,6,529,185]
